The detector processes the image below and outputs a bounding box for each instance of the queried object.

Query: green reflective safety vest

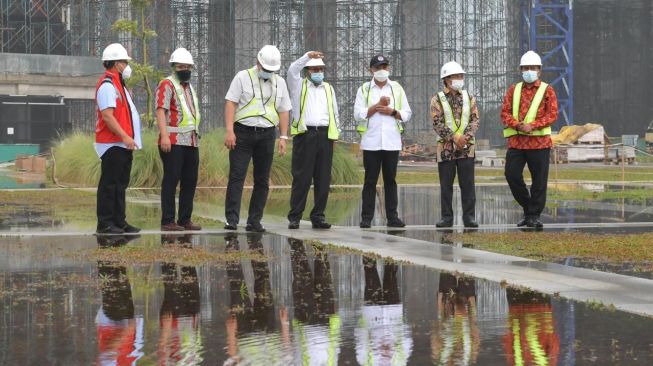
[166,76,201,133]
[290,78,340,140]
[356,81,405,136]
[234,67,280,126]
[292,314,342,366]
[504,82,551,138]
[437,90,474,144]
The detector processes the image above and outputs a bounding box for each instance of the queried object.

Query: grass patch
[452,231,653,271]
[548,187,653,204]
[74,241,266,266]
[51,129,361,187]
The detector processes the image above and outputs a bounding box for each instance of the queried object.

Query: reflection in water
[3,233,653,364]
[159,234,203,364]
[95,235,144,365]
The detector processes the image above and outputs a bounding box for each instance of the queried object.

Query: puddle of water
[1,233,652,365]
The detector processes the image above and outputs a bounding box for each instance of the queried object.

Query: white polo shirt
[225,67,292,128]
[353,78,412,151]
[287,53,340,127]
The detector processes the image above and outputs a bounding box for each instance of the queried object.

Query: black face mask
[176,70,192,82]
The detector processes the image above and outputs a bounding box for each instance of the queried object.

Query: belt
[235,123,274,131]
[305,125,328,131]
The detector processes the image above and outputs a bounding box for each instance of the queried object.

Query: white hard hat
[440,61,465,79]
[520,50,542,66]
[102,43,131,61]
[305,58,325,68]
[169,47,194,65]
[257,45,281,71]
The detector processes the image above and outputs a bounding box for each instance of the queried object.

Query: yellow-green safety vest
[292,314,341,366]
[436,90,474,144]
[234,67,280,126]
[504,82,551,138]
[356,81,405,136]
[166,75,201,133]
[290,78,340,140]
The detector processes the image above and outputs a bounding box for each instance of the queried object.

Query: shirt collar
[370,78,391,89]
[524,79,542,88]
[443,86,462,95]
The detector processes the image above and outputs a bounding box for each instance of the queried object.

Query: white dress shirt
[354,78,412,151]
[225,67,292,128]
[287,53,340,127]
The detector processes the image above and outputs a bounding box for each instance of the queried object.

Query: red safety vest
[95,70,134,143]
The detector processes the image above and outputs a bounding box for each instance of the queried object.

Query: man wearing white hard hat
[223,45,291,232]
[286,51,340,230]
[431,61,480,228]
[94,43,142,235]
[501,50,559,229]
[155,47,202,232]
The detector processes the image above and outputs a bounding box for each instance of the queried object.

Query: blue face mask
[522,70,539,83]
[310,72,324,84]
[259,69,273,80]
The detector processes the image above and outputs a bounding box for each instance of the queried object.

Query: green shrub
[52,129,361,187]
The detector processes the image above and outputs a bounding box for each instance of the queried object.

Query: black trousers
[505,148,551,218]
[97,146,132,229]
[225,124,276,225]
[159,145,199,225]
[361,150,399,222]
[438,157,476,223]
[287,128,334,223]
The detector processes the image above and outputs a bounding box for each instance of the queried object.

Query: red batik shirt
[500,80,558,150]
[156,79,199,147]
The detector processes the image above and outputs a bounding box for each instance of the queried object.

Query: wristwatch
[279,135,289,140]
[391,109,397,117]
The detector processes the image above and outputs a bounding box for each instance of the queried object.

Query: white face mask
[450,79,464,91]
[522,70,538,83]
[373,69,390,82]
[121,64,132,79]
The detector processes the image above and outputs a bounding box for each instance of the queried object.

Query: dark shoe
[161,223,185,231]
[312,221,332,229]
[224,223,237,230]
[360,221,371,229]
[436,220,453,228]
[120,223,141,233]
[96,225,125,235]
[387,218,405,228]
[464,220,479,228]
[245,223,266,233]
[180,221,202,231]
[288,221,300,229]
[517,217,528,227]
[527,218,544,228]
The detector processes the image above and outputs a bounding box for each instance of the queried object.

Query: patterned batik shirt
[430,87,480,163]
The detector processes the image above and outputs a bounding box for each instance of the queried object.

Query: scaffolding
[2,0,520,143]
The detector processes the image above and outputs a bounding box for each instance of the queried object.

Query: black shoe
[436,220,453,228]
[96,225,125,235]
[359,221,371,229]
[120,223,141,233]
[245,223,266,233]
[464,220,479,228]
[387,218,405,228]
[527,218,544,228]
[517,217,528,227]
[288,221,300,229]
[312,221,332,229]
[224,223,237,230]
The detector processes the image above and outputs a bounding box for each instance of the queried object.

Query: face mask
[259,69,273,80]
[176,70,192,82]
[373,69,390,82]
[121,64,132,79]
[450,79,464,91]
[522,70,538,83]
[310,72,324,84]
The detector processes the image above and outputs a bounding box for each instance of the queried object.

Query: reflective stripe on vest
[504,82,551,138]
[356,81,405,135]
[166,76,201,133]
[290,78,340,140]
[437,90,473,143]
[234,67,280,126]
